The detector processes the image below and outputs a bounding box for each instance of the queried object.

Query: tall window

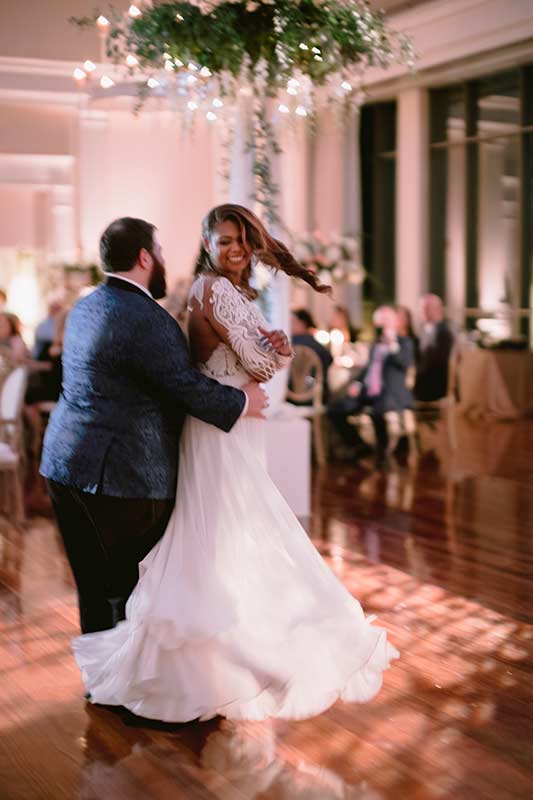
[360,102,397,304]
[429,65,533,339]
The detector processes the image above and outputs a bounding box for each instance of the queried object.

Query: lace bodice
[188,274,292,385]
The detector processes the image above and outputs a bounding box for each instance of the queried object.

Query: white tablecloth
[458,348,533,420]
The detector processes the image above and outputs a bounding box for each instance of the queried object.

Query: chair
[286,345,327,466]
[415,347,459,449]
[0,366,28,523]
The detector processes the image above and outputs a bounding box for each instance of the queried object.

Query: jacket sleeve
[203,277,292,383]
[129,305,245,432]
[386,337,415,371]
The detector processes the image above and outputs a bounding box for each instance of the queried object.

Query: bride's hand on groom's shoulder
[258,327,292,357]
[243,381,269,419]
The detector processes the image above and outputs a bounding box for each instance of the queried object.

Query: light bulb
[147,77,160,88]
[163,53,171,60]
[315,330,330,346]
[314,55,323,62]
[312,47,321,54]
[128,5,142,18]
[206,111,217,121]
[164,60,174,72]
[212,98,224,108]
[299,43,309,50]
[187,62,198,71]
[287,86,298,96]
[176,13,184,21]
[278,104,290,114]
[100,75,115,89]
[174,58,184,67]
[187,100,198,110]
[341,81,352,92]
[83,60,96,73]
[295,105,308,117]
[73,68,87,81]
[199,66,212,78]
[187,74,198,85]
[96,15,110,28]
[126,54,138,67]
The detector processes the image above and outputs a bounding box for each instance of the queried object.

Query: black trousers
[328,396,388,454]
[47,480,174,634]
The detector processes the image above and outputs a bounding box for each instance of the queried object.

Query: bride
[74,204,399,722]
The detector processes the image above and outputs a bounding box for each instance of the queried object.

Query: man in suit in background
[41,217,267,634]
[328,306,415,467]
[414,294,454,401]
[290,308,333,403]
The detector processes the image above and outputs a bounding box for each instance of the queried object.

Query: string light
[147,77,160,88]
[83,60,96,73]
[212,98,224,108]
[206,111,217,121]
[187,62,198,71]
[199,66,212,78]
[176,13,184,21]
[100,75,115,88]
[299,42,309,50]
[128,5,142,18]
[187,100,198,110]
[341,80,352,91]
[164,60,174,71]
[278,104,290,113]
[73,67,86,81]
[96,15,110,28]
[174,58,184,67]
[126,54,138,67]
[295,105,308,116]
[187,74,198,85]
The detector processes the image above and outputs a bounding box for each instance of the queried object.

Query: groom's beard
[149,255,167,299]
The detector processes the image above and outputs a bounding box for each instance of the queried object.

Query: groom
[41,217,268,634]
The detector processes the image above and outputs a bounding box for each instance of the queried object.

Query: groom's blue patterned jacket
[40,277,245,498]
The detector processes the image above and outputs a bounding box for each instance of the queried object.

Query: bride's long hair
[194,204,331,299]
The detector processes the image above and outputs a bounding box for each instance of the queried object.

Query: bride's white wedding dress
[73,274,399,722]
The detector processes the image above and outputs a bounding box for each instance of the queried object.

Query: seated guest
[414,294,454,401]
[290,308,333,403]
[328,305,415,467]
[25,298,64,407]
[0,312,29,366]
[32,297,63,361]
[328,304,359,343]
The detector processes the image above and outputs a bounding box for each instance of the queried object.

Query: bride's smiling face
[204,219,252,284]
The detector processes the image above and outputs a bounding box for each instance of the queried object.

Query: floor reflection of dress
[80,711,383,800]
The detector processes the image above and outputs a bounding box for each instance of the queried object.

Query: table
[458,347,533,420]
[265,414,311,517]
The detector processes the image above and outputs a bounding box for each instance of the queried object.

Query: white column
[78,109,110,262]
[395,88,429,313]
[446,127,466,327]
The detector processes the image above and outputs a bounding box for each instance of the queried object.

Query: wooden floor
[1,416,533,799]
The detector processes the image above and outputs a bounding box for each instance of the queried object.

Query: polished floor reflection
[1,416,532,799]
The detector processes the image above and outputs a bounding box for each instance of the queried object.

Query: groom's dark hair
[100,217,156,273]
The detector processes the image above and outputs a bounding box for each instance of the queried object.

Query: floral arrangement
[72,1,413,221]
[293,231,365,285]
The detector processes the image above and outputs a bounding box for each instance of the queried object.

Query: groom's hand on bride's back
[243,382,269,419]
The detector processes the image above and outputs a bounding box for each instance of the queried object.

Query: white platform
[265,414,311,518]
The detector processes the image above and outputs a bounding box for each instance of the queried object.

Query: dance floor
[1,416,533,799]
